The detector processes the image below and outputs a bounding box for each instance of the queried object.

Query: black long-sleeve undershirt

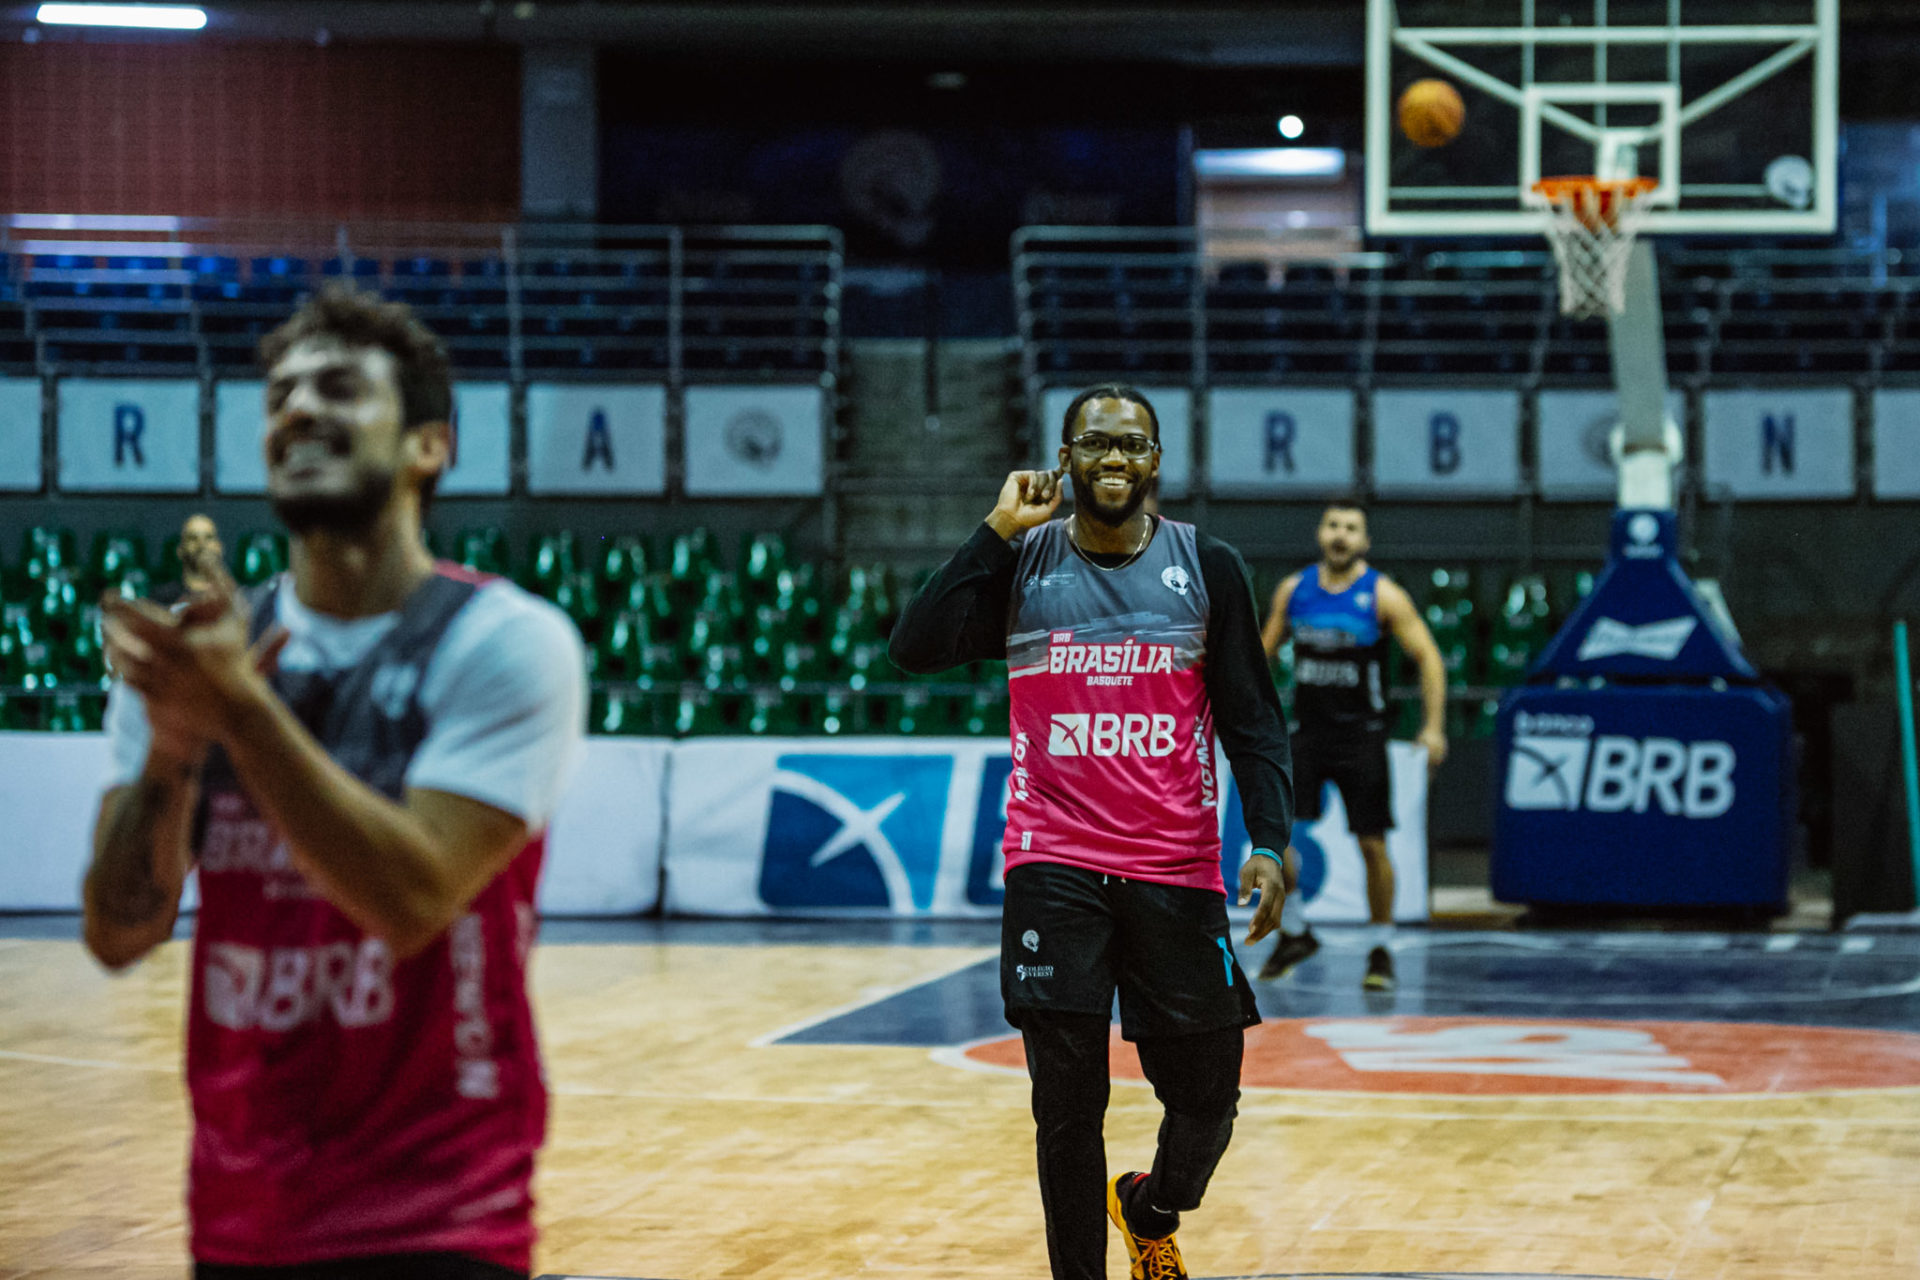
[890,519,1294,853]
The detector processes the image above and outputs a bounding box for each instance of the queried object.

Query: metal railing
[1013,225,1920,405]
[0,216,843,390]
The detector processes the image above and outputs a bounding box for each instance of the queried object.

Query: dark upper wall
[0,42,521,221]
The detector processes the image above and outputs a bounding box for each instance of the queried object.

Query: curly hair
[258,285,454,509]
[1059,383,1159,445]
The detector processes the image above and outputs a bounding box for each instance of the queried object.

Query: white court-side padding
[440,383,514,496]
[0,378,42,492]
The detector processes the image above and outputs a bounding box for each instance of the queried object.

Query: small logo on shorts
[1021,929,1040,952]
[1015,964,1055,981]
[1161,565,1190,596]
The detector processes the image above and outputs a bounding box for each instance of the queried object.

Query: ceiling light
[1194,148,1345,179]
[36,4,207,29]
[1278,115,1306,139]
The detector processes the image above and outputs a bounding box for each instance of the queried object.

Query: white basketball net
[1528,179,1658,319]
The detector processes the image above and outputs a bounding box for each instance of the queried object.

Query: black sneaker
[1258,930,1320,980]
[1363,945,1396,992]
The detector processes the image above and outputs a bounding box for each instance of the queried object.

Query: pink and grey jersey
[1003,518,1225,891]
[185,568,546,1271]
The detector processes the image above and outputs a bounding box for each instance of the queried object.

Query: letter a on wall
[525,383,667,495]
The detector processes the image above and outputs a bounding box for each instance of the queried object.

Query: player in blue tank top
[1256,500,1448,991]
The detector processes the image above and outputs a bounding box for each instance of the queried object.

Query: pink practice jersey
[1003,517,1223,892]
[185,570,547,1270]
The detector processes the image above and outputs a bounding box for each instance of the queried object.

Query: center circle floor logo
[959,1016,1920,1095]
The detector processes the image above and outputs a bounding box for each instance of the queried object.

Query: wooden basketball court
[3,921,1916,1279]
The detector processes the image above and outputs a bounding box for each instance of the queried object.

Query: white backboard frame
[1366,0,1838,236]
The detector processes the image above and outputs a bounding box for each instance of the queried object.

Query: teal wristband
[1247,847,1284,868]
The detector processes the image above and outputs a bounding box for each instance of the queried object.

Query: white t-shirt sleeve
[102,680,154,789]
[407,585,588,828]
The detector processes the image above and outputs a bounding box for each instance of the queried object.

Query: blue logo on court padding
[761,754,953,911]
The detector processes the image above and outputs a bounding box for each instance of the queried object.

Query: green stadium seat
[527,531,578,594]
[668,529,720,596]
[745,688,801,736]
[0,694,39,731]
[235,532,288,585]
[17,527,77,594]
[594,534,651,601]
[693,571,747,641]
[546,571,603,643]
[816,688,859,735]
[674,687,746,736]
[43,690,96,732]
[107,567,152,599]
[591,610,653,681]
[1427,614,1476,686]
[29,574,82,649]
[965,684,1010,736]
[697,638,749,691]
[86,532,148,592]
[741,532,788,600]
[1424,566,1474,613]
[455,528,510,576]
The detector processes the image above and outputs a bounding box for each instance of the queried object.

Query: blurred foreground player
[891,385,1293,1280]
[83,288,586,1280]
[1258,500,1445,991]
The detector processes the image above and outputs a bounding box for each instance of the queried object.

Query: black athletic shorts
[1292,730,1394,836]
[195,1254,525,1280]
[1000,860,1262,1042]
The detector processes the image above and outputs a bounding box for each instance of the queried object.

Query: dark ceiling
[4,1,1917,115]
[1,2,1360,61]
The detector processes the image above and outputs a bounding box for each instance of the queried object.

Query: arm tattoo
[94,771,188,928]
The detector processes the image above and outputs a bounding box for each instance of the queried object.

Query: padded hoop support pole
[1607,239,1679,510]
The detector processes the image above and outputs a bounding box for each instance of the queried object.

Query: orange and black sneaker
[1106,1172,1189,1280]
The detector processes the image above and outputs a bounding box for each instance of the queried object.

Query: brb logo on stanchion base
[1505,711,1735,818]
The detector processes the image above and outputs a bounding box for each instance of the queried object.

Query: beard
[1069,468,1151,528]
[270,468,396,538]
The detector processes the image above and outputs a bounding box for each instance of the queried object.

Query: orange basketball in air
[1398,78,1465,148]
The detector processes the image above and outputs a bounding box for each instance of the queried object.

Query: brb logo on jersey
[760,754,953,910]
[1505,712,1735,818]
[1048,712,1179,757]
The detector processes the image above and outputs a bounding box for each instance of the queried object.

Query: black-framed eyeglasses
[1068,432,1159,460]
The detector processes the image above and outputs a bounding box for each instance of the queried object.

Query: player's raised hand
[986,466,1066,538]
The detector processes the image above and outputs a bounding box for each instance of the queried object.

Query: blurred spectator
[150,513,224,606]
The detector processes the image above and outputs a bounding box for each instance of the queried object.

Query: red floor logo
[958,1016,1920,1095]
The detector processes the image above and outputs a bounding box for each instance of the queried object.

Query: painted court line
[0,1047,173,1072]
[746,948,994,1047]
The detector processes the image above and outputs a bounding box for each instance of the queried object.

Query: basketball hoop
[1527,177,1659,319]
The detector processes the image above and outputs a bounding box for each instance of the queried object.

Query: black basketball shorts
[1292,730,1394,836]
[1000,860,1262,1042]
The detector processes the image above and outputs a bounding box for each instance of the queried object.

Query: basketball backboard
[1366,0,1836,236]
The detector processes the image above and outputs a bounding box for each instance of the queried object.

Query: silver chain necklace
[1071,514,1154,572]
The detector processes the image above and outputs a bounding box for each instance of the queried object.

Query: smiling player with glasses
[890,383,1294,1280]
